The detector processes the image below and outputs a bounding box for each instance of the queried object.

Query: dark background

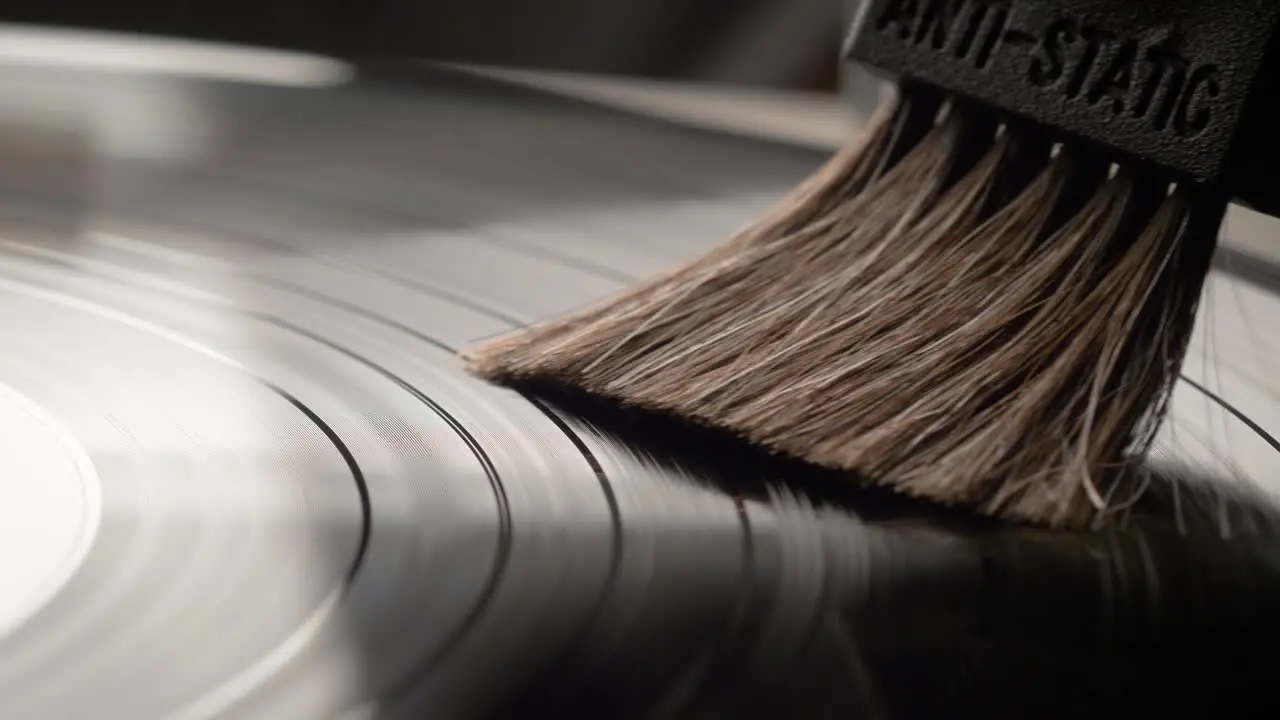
[1,0,849,91]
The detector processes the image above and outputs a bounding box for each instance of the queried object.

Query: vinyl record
[0,42,1279,720]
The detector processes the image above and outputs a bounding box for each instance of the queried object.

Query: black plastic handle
[845,0,1280,217]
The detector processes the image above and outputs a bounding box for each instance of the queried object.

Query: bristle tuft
[464,88,1224,531]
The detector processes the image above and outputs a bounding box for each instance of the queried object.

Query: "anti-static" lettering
[872,0,1223,139]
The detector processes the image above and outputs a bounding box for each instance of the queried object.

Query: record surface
[0,41,1279,719]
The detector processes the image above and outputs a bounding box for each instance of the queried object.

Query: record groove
[0,241,523,716]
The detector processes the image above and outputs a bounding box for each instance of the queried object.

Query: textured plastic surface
[845,0,1280,215]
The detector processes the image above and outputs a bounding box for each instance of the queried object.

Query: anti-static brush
[465,0,1280,531]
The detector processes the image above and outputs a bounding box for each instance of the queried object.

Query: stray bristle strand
[465,87,1224,530]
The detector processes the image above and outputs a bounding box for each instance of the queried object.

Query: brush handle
[845,0,1280,218]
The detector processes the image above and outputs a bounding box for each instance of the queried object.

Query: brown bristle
[463,86,1226,531]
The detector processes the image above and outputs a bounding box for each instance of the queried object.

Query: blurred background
[1,0,1273,260]
[3,0,860,91]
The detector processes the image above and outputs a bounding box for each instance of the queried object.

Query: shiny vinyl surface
[1,55,1279,719]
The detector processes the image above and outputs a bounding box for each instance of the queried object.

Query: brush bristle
[464,87,1225,531]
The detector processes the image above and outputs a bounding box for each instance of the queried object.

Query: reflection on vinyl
[1,45,1279,720]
